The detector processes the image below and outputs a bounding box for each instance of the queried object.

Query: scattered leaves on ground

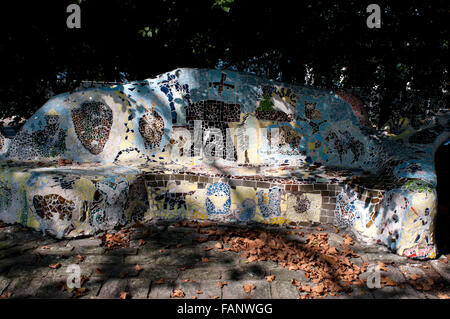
[212,228,362,298]
[265,275,275,282]
[99,230,130,250]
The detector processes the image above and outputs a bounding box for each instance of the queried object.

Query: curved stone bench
[0,68,448,260]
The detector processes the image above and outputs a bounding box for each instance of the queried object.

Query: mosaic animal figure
[325,130,365,164]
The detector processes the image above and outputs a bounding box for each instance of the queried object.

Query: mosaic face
[72,101,113,155]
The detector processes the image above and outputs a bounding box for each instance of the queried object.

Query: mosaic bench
[0,68,448,259]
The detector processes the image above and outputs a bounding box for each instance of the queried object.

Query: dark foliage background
[0,0,448,127]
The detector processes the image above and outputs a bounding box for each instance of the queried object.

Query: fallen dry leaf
[100,231,130,250]
[243,283,256,293]
[343,235,353,245]
[201,257,209,263]
[49,262,61,269]
[170,288,185,298]
[196,290,203,294]
[138,239,146,246]
[95,268,105,275]
[215,242,223,249]
[300,284,311,292]
[437,293,450,299]
[0,291,11,299]
[73,287,88,298]
[76,254,86,262]
[119,291,129,299]
[154,278,165,284]
[377,262,388,272]
[265,275,275,282]
[312,284,324,294]
[291,278,301,287]
[381,276,397,287]
[135,264,144,272]
[217,281,228,288]
[192,296,197,299]
[80,275,89,286]
[196,237,208,243]
[409,273,422,281]
[213,295,220,299]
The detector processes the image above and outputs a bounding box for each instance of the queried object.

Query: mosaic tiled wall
[0,68,448,259]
